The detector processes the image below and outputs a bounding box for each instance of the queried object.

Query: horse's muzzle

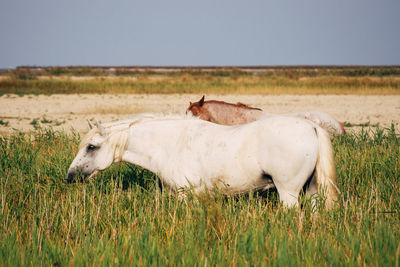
[66,169,98,183]
[66,170,77,183]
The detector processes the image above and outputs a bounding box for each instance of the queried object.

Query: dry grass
[0,127,399,266]
[1,66,399,95]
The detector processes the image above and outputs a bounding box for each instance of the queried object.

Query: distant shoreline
[14,65,400,69]
[5,65,399,76]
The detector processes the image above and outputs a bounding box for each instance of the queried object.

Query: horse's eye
[87,144,97,151]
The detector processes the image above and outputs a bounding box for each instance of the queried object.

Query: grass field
[1,66,399,95]
[0,126,399,266]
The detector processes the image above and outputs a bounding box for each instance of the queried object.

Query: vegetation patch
[0,120,9,127]
[0,127,399,266]
[1,66,399,95]
[344,121,380,128]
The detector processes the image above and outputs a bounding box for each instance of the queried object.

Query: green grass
[0,127,399,266]
[1,66,399,95]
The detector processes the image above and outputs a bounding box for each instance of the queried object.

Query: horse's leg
[275,186,301,207]
[273,171,314,208]
[305,173,318,209]
[274,175,322,209]
[272,180,302,207]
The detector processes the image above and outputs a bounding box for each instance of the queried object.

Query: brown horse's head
[186,96,212,121]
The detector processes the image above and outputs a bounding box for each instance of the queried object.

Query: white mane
[100,112,197,132]
[81,112,198,161]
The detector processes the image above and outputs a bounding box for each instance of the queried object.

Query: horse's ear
[94,119,106,136]
[98,124,106,136]
[87,120,94,129]
[199,95,205,106]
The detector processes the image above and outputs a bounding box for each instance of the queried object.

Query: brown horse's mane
[205,100,262,111]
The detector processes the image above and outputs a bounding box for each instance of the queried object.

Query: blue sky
[1,0,399,68]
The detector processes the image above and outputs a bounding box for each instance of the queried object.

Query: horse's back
[205,102,264,125]
[177,115,319,171]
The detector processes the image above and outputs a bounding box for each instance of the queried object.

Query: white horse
[67,114,339,209]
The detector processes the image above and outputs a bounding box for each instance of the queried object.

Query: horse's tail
[314,125,339,210]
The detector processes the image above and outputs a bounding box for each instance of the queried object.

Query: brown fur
[186,96,264,125]
[187,96,262,112]
[236,102,262,110]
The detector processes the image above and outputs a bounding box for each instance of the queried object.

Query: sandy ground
[1,94,399,135]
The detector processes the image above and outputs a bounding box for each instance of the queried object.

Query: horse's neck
[121,121,183,175]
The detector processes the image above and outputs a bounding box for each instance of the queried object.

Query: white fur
[287,111,345,135]
[260,110,344,135]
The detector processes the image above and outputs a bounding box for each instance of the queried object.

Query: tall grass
[0,127,399,266]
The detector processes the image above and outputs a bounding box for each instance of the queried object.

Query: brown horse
[186,96,345,135]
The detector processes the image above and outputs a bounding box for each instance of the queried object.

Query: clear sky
[1,0,399,68]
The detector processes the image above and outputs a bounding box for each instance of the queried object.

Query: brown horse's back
[186,97,264,125]
[203,102,263,125]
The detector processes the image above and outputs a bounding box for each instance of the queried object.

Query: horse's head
[186,95,212,121]
[186,95,205,115]
[66,121,128,183]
